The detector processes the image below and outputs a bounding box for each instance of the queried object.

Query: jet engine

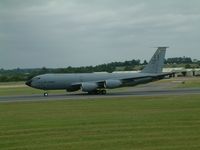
[81,82,98,92]
[105,79,122,89]
[66,85,80,92]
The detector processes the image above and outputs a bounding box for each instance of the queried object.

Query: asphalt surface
[0,88,200,103]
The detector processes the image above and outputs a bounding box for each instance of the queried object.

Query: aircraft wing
[121,72,173,82]
[70,72,173,89]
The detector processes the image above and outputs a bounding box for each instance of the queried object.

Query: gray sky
[0,0,200,69]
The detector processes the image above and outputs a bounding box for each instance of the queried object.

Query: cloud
[0,0,200,68]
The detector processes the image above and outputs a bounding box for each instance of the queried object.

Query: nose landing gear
[44,92,48,97]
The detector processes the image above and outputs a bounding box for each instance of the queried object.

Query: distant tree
[197,61,200,66]
[185,64,191,69]
[0,75,9,82]
[143,60,148,65]
[124,66,133,71]
[166,57,192,64]
[3,56,198,82]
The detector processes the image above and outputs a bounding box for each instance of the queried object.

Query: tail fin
[141,47,168,74]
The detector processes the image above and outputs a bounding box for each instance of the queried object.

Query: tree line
[0,57,199,82]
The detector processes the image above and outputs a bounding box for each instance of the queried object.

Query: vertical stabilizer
[141,47,168,74]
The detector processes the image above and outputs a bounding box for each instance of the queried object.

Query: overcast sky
[0,0,200,69]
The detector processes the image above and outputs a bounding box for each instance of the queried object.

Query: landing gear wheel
[44,92,48,97]
[98,90,107,95]
[101,90,107,95]
[88,90,107,95]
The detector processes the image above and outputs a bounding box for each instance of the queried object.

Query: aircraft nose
[25,80,32,87]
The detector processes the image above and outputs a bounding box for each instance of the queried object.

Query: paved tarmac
[0,88,200,103]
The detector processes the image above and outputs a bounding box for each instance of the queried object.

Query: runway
[0,88,200,103]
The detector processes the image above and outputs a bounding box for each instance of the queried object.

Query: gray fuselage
[25,47,170,94]
[29,72,156,91]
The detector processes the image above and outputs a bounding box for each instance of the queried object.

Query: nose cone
[25,80,32,87]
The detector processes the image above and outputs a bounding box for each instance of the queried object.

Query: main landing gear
[88,89,107,95]
[100,90,107,95]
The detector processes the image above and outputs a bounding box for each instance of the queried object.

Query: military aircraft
[26,47,172,96]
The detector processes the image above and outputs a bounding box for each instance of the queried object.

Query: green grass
[176,79,200,88]
[1,95,200,150]
[0,82,25,86]
[0,86,41,96]
[0,82,65,96]
[155,77,200,88]
[179,82,200,88]
[0,86,65,96]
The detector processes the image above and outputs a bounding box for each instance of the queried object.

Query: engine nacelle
[66,86,80,92]
[105,80,122,89]
[81,82,98,92]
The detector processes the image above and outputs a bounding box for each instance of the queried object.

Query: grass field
[0,95,200,150]
[175,77,200,88]
[154,77,200,89]
[0,82,65,96]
